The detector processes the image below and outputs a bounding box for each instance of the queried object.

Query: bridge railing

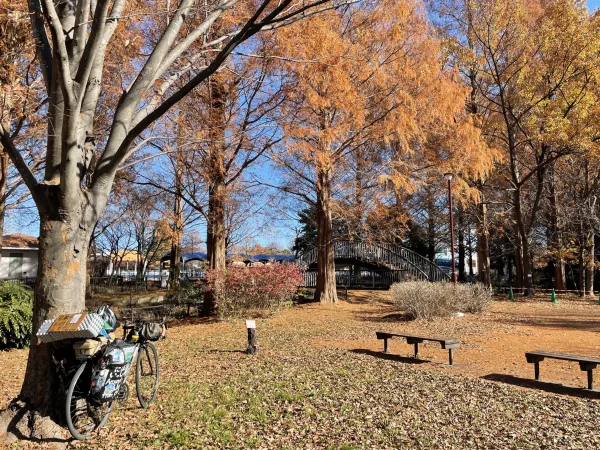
[296,241,450,283]
[301,268,407,288]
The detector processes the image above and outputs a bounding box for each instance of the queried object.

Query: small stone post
[246,320,257,354]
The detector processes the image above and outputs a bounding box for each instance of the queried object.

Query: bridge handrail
[296,241,450,282]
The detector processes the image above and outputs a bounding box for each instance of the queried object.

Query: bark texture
[203,76,227,316]
[476,195,491,287]
[314,167,337,303]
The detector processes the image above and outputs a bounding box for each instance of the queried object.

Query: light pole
[444,173,457,284]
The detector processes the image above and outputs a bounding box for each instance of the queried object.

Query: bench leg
[383,338,388,354]
[448,348,454,366]
[413,343,419,359]
[534,361,540,381]
[588,370,594,390]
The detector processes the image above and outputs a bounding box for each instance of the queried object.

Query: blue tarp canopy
[245,254,295,263]
[161,252,208,263]
[161,252,295,264]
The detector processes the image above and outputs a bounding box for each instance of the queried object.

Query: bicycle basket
[139,323,163,341]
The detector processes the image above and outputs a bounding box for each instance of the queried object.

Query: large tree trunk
[169,202,183,290]
[1,214,90,444]
[169,125,184,290]
[202,76,227,316]
[476,195,491,287]
[314,168,337,303]
[204,178,227,315]
[0,87,11,247]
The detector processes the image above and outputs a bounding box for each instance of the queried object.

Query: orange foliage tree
[273,0,491,303]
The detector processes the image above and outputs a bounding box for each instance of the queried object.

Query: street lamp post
[444,173,457,284]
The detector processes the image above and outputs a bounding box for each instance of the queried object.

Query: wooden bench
[376,332,460,365]
[525,350,600,390]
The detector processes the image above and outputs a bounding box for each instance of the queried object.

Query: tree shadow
[482,373,600,399]
[202,349,247,354]
[165,316,221,328]
[350,349,427,364]
[2,405,69,445]
[353,309,411,323]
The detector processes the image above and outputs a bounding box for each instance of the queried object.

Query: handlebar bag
[140,323,162,341]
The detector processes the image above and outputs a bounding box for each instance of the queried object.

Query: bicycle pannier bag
[140,323,162,341]
[90,341,136,402]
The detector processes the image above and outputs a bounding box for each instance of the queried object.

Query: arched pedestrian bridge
[296,241,450,287]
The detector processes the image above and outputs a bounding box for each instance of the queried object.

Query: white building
[435,247,478,277]
[1,234,39,279]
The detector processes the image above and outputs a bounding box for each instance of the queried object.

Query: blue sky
[589,0,600,10]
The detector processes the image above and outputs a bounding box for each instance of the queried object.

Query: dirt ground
[322,290,600,395]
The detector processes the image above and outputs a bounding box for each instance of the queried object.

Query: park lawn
[1,292,600,449]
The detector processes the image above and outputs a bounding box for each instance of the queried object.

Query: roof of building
[161,251,208,263]
[2,233,39,249]
[245,254,295,263]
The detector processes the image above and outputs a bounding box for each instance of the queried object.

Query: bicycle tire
[65,361,113,440]
[136,342,159,408]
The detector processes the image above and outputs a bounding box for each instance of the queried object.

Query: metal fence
[302,269,407,289]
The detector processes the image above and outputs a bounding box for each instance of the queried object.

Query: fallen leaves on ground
[2,294,600,449]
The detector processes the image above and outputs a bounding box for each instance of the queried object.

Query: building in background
[1,234,39,280]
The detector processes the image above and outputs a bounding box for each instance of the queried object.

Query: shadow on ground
[350,349,427,364]
[482,373,600,399]
[352,307,410,323]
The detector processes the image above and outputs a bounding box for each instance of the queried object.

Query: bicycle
[63,320,164,440]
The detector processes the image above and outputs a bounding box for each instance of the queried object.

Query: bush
[0,282,34,349]
[205,264,304,319]
[390,281,491,320]
[165,279,203,306]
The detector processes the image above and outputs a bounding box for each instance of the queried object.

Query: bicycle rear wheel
[65,361,113,440]
[136,342,159,408]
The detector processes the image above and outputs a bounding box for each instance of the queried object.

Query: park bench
[525,350,600,390]
[376,331,460,365]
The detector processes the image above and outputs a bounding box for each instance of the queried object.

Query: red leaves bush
[205,264,304,318]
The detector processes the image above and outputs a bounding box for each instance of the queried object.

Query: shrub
[390,281,491,320]
[205,264,304,318]
[165,279,203,306]
[0,282,34,349]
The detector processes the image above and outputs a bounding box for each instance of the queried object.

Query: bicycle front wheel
[136,342,159,408]
[65,361,113,440]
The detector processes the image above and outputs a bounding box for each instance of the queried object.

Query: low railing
[302,269,407,289]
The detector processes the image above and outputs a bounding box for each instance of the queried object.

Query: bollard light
[246,320,257,354]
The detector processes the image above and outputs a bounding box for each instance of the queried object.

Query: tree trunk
[548,164,566,290]
[204,178,227,315]
[578,245,585,297]
[476,195,491,287]
[0,87,11,248]
[202,75,228,316]
[169,124,184,290]
[426,192,436,262]
[457,205,466,282]
[585,235,594,296]
[314,168,337,303]
[0,214,91,443]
